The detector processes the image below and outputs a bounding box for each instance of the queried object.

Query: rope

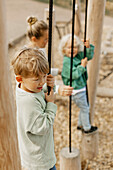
[69,0,76,153]
[84,0,89,105]
[48,0,53,94]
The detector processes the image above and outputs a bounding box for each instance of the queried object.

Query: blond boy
[11,48,57,170]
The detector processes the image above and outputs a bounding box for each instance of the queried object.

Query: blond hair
[11,48,49,78]
[59,34,84,56]
[27,16,48,39]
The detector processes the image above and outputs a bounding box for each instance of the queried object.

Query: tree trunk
[87,0,106,123]
[0,0,21,169]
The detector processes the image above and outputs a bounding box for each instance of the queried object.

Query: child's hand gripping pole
[47,68,59,95]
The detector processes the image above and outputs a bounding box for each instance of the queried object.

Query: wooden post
[87,0,106,123]
[60,147,81,170]
[74,0,81,37]
[0,0,21,169]
[81,130,99,161]
[44,8,55,68]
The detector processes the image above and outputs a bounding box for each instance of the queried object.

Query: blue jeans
[50,165,56,170]
[72,91,91,131]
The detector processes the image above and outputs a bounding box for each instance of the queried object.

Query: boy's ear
[16,75,22,83]
[31,36,37,42]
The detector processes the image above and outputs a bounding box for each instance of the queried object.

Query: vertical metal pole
[48,0,53,94]
[69,0,76,153]
[84,0,89,105]
[84,0,88,57]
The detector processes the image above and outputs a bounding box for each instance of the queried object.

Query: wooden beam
[60,147,81,170]
[97,86,113,98]
[0,0,21,169]
[87,0,106,123]
[81,130,99,161]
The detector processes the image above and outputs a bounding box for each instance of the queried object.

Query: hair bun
[27,16,38,26]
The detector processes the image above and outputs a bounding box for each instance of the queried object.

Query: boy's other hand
[58,85,73,96]
[81,57,88,67]
[47,74,55,88]
[45,89,55,103]
[82,39,90,48]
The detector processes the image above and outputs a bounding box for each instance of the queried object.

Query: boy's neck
[19,83,35,93]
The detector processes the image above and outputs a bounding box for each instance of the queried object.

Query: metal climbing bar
[48,0,53,94]
[84,0,88,57]
[84,0,89,105]
[69,0,76,153]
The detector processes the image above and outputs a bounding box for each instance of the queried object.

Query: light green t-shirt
[16,85,57,170]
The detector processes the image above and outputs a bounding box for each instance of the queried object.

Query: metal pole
[69,0,76,153]
[84,0,89,105]
[48,0,53,94]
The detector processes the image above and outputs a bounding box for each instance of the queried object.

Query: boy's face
[64,39,78,57]
[19,73,47,93]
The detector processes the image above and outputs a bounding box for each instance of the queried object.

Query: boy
[11,47,57,170]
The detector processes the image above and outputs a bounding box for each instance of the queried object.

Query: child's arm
[45,89,55,103]
[43,74,56,92]
[86,44,95,60]
[24,95,57,136]
[82,39,95,61]
[47,74,55,88]
[58,85,73,96]
[61,58,87,81]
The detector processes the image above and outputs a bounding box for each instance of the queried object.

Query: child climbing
[11,47,57,170]
[59,34,97,133]
[26,16,73,97]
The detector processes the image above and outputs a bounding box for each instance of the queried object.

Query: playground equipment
[0,0,21,169]
[55,0,81,39]
[87,0,106,123]
[44,8,56,68]
[58,0,106,168]
[0,0,106,169]
[60,0,81,169]
[81,0,106,162]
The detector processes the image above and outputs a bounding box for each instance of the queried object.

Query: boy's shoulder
[63,55,72,62]
[16,87,45,106]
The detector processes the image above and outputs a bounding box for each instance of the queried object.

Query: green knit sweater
[61,44,94,90]
[16,85,57,170]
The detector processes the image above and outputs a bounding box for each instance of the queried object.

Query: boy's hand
[45,89,55,103]
[82,39,90,48]
[47,74,55,88]
[58,85,73,96]
[81,57,88,67]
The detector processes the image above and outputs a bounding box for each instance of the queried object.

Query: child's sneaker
[83,126,98,134]
[77,126,83,130]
